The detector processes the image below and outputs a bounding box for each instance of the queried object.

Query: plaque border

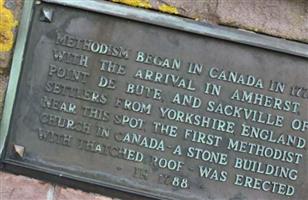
[44,0,308,58]
[1,0,308,199]
[0,0,34,158]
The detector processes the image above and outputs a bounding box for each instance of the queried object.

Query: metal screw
[13,144,25,158]
[40,7,54,23]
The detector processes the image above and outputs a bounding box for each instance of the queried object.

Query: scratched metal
[2,2,308,200]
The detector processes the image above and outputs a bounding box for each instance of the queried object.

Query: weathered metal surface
[1,1,308,200]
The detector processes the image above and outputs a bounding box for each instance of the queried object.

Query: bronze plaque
[2,0,308,200]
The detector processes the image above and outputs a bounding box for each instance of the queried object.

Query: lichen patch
[0,0,18,52]
[112,0,152,9]
[158,3,179,15]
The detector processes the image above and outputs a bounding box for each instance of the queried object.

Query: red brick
[54,186,112,200]
[0,171,50,200]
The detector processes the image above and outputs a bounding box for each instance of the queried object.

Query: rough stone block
[110,0,308,43]
[0,0,23,75]
[0,75,8,118]
[54,186,113,200]
[0,171,50,200]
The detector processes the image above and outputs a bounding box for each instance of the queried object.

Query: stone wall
[0,0,307,199]
[0,172,112,200]
[110,0,308,43]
